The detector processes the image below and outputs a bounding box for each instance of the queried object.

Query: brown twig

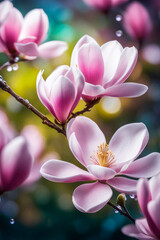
[67,98,101,122]
[108,201,135,223]
[0,76,66,136]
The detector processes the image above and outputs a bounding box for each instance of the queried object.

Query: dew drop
[24,99,29,104]
[7,66,12,72]
[12,64,19,71]
[116,30,123,37]
[115,205,122,213]
[115,14,122,22]
[10,218,15,224]
[14,57,19,63]
[130,194,136,199]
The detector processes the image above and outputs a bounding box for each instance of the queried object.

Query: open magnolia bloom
[70,35,148,102]
[36,65,85,123]
[40,116,160,213]
[0,5,67,59]
[122,174,160,240]
[0,125,33,194]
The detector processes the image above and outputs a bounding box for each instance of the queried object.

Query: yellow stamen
[90,142,116,168]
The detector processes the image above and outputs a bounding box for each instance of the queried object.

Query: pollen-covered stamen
[90,142,116,168]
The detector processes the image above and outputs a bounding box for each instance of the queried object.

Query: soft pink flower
[123,2,152,41]
[0,7,68,59]
[40,116,160,213]
[71,35,148,102]
[36,65,85,123]
[82,0,128,11]
[0,133,33,194]
[122,174,160,240]
[0,0,13,25]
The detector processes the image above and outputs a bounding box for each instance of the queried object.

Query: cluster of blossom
[0,1,159,240]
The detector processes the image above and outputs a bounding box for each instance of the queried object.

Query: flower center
[90,142,116,168]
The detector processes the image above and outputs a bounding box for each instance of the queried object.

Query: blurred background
[0,0,160,239]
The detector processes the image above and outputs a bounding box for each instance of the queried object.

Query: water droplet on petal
[12,64,19,71]
[7,66,12,72]
[130,194,136,199]
[14,57,19,63]
[116,30,123,37]
[115,14,122,22]
[10,218,15,224]
[114,205,122,213]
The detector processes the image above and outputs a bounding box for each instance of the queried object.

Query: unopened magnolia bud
[116,193,126,208]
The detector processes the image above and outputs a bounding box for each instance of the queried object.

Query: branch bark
[0,76,66,136]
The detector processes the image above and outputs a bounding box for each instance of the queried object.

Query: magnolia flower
[21,125,45,185]
[71,35,148,102]
[0,0,13,25]
[122,174,160,240]
[82,0,128,11]
[36,65,85,123]
[40,116,160,213]
[0,131,33,194]
[0,6,67,59]
[123,2,152,41]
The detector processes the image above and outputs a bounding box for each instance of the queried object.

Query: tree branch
[108,201,135,223]
[67,98,101,122]
[0,76,66,136]
[0,58,27,72]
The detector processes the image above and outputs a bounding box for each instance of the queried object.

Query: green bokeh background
[0,0,160,239]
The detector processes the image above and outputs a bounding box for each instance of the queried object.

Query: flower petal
[122,224,155,240]
[36,70,56,116]
[107,177,137,194]
[20,9,49,44]
[15,42,38,57]
[87,165,116,180]
[148,195,160,233]
[104,47,138,87]
[122,153,160,178]
[67,116,106,167]
[149,174,160,200]
[109,123,149,163]
[82,82,105,97]
[136,218,155,238]
[101,41,123,84]
[50,76,75,122]
[72,182,112,213]
[0,1,13,25]
[137,179,152,218]
[40,159,95,183]
[0,136,33,192]
[38,41,68,59]
[103,82,148,98]
[0,7,23,51]
[78,42,104,85]
[71,34,97,67]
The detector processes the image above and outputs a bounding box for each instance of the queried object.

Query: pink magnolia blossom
[36,65,85,123]
[0,0,13,25]
[0,126,33,194]
[71,35,148,102]
[122,174,160,240]
[123,2,152,41]
[0,6,68,59]
[82,0,128,11]
[40,116,160,213]
[21,125,45,185]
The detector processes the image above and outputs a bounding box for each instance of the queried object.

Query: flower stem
[107,201,135,223]
[0,76,66,136]
[67,98,101,122]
